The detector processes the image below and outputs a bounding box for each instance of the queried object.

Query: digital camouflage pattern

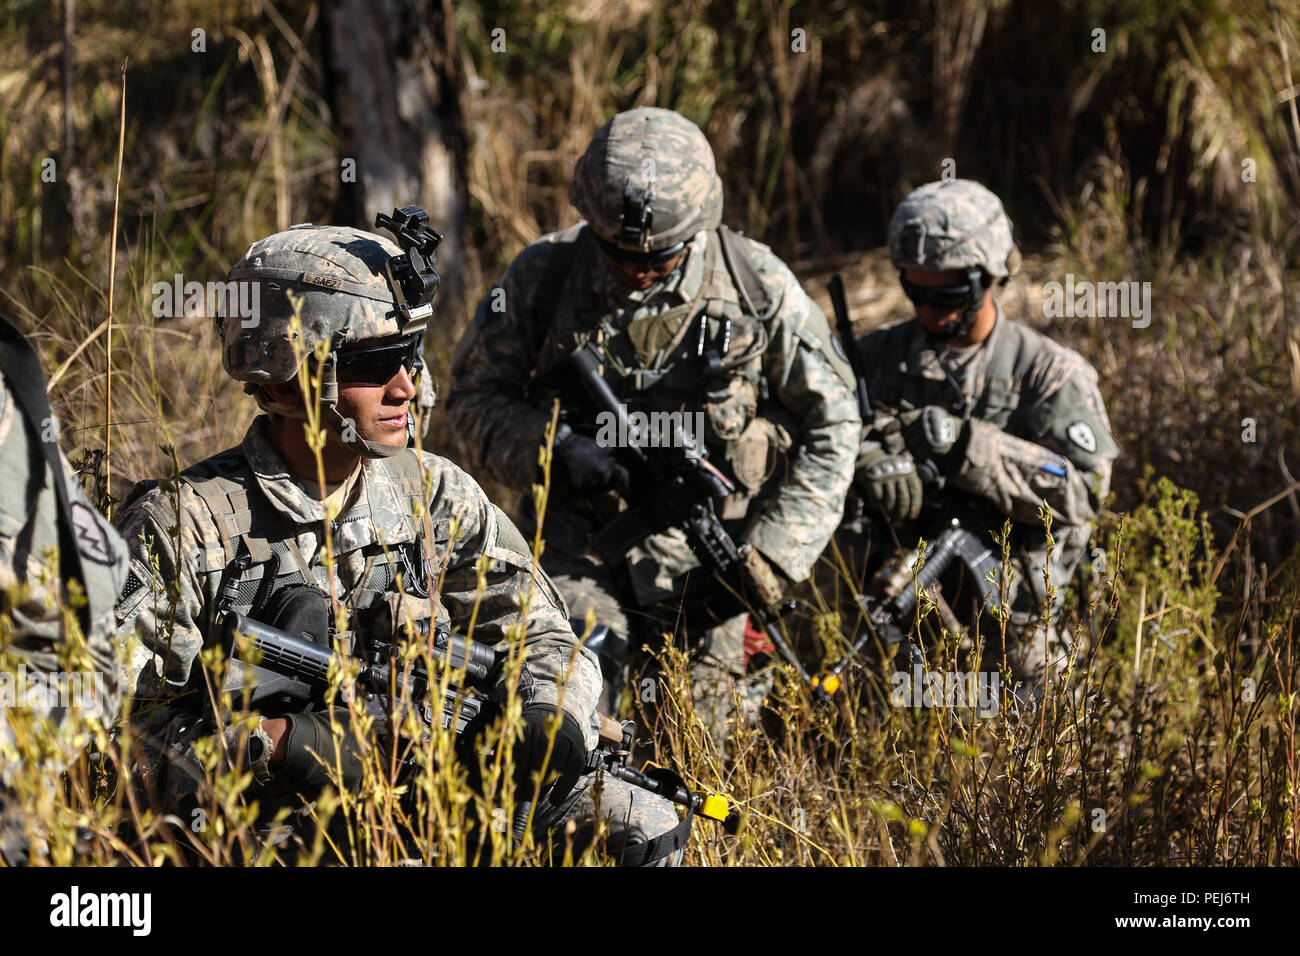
[448,227,859,738]
[221,225,419,385]
[532,770,684,866]
[569,107,723,253]
[0,375,126,767]
[114,416,681,860]
[222,224,437,460]
[450,107,857,739]
[448,224,861,592]
[888,179,1019,277]
[115,416,601,762]
[0,371,128,862]
[853,306,1118,684]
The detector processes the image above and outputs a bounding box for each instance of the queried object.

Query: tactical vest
[966,320,1036,429]
[532,226,792,516]
[128,447,434,646]
[871,315,1034,433]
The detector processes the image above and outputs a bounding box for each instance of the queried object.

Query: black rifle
[587,718,740,835]
[811,519,1003,696]
[820,276,985,695]
[568,340,818,692]
[222,611,740,833]
[220,609,492,734]
[828,273,871,420]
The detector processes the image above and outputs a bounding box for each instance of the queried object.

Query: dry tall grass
[0,0,1296,865]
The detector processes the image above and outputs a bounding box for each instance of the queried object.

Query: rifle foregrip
[224,612,334,687]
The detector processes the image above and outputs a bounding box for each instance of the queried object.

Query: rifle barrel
[224,611,496,692]
[828,273,871,418]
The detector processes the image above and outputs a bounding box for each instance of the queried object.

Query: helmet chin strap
[322,402,406,459]
[319,356,405,459]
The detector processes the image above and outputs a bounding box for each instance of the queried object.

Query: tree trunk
[324,0,471,319]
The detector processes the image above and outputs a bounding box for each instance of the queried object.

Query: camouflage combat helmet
[569,107,723,256]
[219,207,442,458]
[888,179,1019,340]
[887,179,1019,278]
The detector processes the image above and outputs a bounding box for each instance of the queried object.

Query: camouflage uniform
[446,108,861,736]
[853,180,1117,692]
[0,320,128,864]
[114,221,681,864]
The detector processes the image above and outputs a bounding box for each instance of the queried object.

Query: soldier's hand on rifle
[855,447,924,522]
[898,405,967,464]
[739,545,785,610]
[513,703,587,805]
[552,426,631,496]
[277,708,368,792]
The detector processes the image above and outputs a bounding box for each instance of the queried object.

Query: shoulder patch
[1067,421,1097,453]
[71,501,117,565]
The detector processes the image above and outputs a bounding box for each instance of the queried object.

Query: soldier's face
[903,267,989,336]
[332,372,415,448]
[600,250,685,290]
[332,337,419,450]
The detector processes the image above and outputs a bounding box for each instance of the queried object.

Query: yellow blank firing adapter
[811,671,840,696]
[701,795,731,822]
[698,795,742,835]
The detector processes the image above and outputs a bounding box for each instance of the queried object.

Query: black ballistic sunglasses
[899,274,978,311]
[335,333,423,385]
[596,235,688,268]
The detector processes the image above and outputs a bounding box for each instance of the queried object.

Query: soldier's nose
[387,365,418,401]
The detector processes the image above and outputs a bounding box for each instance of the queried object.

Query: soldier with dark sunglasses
[112,215,683,864]
[446,108,861,743]
[850,179,1118,701]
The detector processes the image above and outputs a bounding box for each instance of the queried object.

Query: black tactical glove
[855,447,924,522]
[512,703,587,806]
[280,708,367,792]
[552,426,630,496]
[898,405,968,464]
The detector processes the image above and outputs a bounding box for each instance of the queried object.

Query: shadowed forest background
[1,0,1298,865]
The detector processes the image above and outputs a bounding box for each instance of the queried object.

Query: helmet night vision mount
[375,205,443,330]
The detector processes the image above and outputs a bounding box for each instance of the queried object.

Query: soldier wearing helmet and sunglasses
[113,212,683,864]
[851,179,1118,699]
[446,108,860,740]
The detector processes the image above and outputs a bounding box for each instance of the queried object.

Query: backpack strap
[180,451,276,568]
[715,225,772,319]
[525,232,585,361]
